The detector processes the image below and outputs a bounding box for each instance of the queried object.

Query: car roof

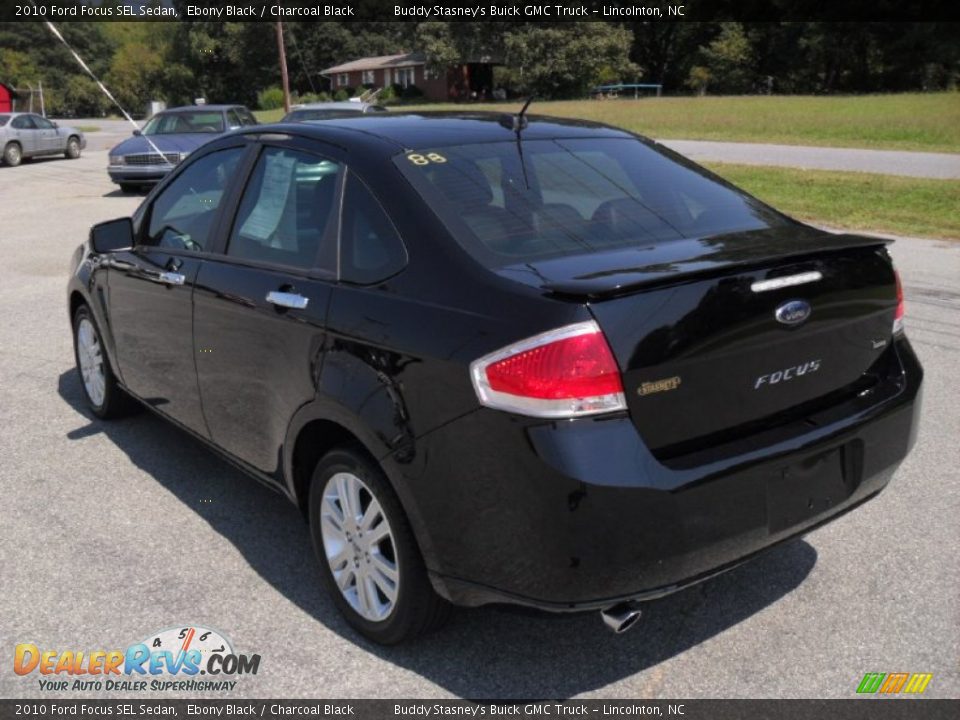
[247,111,636,152]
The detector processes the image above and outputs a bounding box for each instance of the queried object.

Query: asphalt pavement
[659,139,960,179]
[1,150,958,700]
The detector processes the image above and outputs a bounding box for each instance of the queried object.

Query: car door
[10,115,38,155]
[193,141,340,477]
[106,144,250,436]
[30,115,60,153]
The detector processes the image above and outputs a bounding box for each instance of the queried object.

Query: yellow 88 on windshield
[407,152,447,166]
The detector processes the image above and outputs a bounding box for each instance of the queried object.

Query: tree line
[0,17,956,117]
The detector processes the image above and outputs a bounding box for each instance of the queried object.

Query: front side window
[31,115,54,129]
[339,172,407,284]
[226,147,342,271]
[238,109,258,126]
[394,138,785,267]
[145,147,245,251]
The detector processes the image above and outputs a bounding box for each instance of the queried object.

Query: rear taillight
[470,321,626,418]
[893,270,905,335]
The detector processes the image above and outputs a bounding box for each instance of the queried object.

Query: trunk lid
[498,228,899,456]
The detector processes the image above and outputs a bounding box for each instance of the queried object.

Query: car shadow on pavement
[58,369,818,699]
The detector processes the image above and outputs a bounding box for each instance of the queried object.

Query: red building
[0,82,20,113]
[321,52,497,102]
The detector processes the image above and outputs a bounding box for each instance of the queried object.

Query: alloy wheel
[76,318,106,407]
[319,471,400,622]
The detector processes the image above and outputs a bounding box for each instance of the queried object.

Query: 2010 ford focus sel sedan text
[68,112,923,644]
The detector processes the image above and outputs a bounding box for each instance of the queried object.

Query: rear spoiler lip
[542,233,892,300]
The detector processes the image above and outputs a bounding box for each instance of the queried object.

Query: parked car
[0,112,86,166]
[281,101,388,122]
[69,113,923,644]
[107,105,257,192]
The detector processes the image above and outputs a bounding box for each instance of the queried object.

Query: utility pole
[276,22,291,113]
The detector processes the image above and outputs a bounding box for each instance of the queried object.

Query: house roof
[321,53,426,76]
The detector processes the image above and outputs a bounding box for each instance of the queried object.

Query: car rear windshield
[143,111,225,135]
[394,138,787,267]
[0,115,9,127]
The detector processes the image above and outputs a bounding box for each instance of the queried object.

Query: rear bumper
[404,336,923,610]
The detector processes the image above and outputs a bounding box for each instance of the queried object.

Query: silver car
[0,112,87,167]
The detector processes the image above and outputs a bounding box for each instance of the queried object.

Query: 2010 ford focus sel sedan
[68,113,923,644]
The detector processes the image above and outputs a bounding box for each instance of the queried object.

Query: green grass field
[257,93,959,153]
[706,163,960,240]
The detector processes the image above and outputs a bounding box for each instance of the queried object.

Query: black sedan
[68,112,923,644]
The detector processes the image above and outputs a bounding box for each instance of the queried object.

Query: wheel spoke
[365,519,390,546]
[359,498,383,532]
[355,574,375,617]
[335,567,356,592]
[370,553,399,585]
[326,544,351,571]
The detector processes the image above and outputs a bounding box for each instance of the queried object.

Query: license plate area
[766,443,862,533]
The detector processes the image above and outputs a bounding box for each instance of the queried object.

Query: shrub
[401,84,424,101]
[333,88,351,101]
[257,86,285,110]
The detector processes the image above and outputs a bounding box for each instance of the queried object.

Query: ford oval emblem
[775,299,812,326]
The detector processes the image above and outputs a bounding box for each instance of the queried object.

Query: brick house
[321,52,497,102]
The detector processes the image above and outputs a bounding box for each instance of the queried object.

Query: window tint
[145,147,244,252]
[339,173,407,284]
[227,147,342,271]
[32,115,54,130]
[226,110,243,129]
[11,115,34,130]
[394,138,784,267]
[0,115,9,127]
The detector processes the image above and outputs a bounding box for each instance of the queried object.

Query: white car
[0,112,86,166]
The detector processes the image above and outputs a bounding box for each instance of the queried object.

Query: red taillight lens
[470,321,626,418]
[893,270,905,334]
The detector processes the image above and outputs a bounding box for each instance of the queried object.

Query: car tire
[308,447,450,644]
[72,304,138,419]
[118,183,139,194]
[65,137,81,159]
[3,142,22,167]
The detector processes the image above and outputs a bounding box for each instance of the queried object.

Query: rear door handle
[158,271,185,286]
[266,291,309,310]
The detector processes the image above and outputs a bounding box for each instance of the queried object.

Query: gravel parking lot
[1,150,958,699]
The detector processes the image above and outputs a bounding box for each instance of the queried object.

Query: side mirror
[132,129,142,136]
[90,217,134,253]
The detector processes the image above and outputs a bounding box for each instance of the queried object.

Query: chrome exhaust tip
[600,602,642,634]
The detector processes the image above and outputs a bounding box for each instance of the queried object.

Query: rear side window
[394,138,785,267]
[0,115,9,127]
[145,147,244,251]
[227,147,342,271]
[339,172,407,284]
[11,115,35,130]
